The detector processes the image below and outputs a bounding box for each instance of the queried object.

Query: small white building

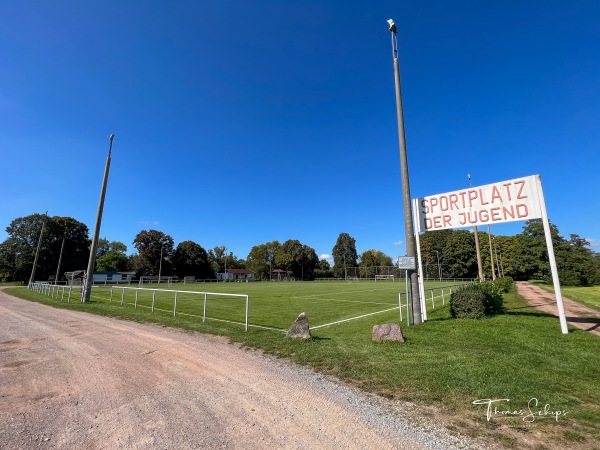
[93,271,135,284]
[217,269,255,282]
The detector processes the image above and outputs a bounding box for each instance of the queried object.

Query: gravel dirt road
[0,289,473,450]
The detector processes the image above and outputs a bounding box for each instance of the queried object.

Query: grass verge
[5,284,600,449]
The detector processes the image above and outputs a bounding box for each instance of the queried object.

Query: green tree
[332,233,358,278]
[96,238,127,258]
[131,230,174,277]
[555,234,596,286]
[246,241,281,280]
[359,249,393,268]
[172,241,211,279]
[300,244,319,280]
[314,259,334,279]
[273,240,318,280]
[443,230,477,278]
[96,251,129,272]
[0,214,90,282]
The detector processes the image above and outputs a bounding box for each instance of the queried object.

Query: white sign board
[411,174,568,335]
[397,256,416,270]
[414,175,542,232]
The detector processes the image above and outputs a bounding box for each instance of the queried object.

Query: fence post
[245,295,249,332]
[110,286,114,302]
[442,288,445,305]
[174,291,178,317]
[152,290,156,312]
[398,293,403,322]
[203,293,207,323]
[67,286,72,303]
[431,289,435,309]
[121,287,125,305]
[135,290,138,309]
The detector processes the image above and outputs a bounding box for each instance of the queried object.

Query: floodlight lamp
[110,133,115,140]
[387,19,397,32]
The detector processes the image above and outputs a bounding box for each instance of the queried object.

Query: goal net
[345,266,404,281]
[375,274,395,281]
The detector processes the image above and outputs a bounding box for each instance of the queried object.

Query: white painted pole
[245,295,249,332]
[413,199,427,321]
[398,293,403,322]
[534,176,568,334]
[405,271,410,326]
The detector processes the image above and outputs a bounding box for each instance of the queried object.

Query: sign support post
[413,198,427,321]
[534,176,568,334]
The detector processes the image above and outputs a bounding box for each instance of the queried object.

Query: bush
[450,282,504,319]
[479,281,505,315]
[493,276,514,293]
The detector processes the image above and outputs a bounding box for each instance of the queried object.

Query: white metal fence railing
[27,282,250,331]
[399,283,462,326]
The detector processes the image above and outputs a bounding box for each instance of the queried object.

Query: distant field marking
[291,297,395,307]
[292,287,398,300]
[311,306,400,330]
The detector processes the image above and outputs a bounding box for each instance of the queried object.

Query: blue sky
[1,0,599,264]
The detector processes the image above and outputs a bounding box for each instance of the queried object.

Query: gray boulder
[372,323,405,342]
[287,312,312,339]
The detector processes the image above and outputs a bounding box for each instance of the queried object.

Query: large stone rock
[372,323,405,342]
[287,312,311,339]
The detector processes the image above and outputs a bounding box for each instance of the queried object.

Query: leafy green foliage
[131,230,174,277]
[442,230,477,279]
[314,259,334,278]
[359,249,393,268]
[246,241,281,280]
[0,214,90,282]
[450,282,504,319]
[96,238,127,258]
[332,233,358,278]
[96,251,129,272]
[172,241,211,279]
[274,240,318,280]
[492,276,514,293]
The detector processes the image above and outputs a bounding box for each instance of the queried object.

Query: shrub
[492,276,514,293]
[450,282,504,319]
[479,281,505,315]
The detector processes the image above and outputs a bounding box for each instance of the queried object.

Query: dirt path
[515,281,600,336]
[0,290,473,450]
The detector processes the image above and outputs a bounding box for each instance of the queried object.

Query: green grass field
[43,280,460,331]
[11,280,600,449]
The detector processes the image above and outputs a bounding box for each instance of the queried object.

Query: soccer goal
[375,274,395,281]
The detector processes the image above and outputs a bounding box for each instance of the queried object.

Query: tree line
[0,213,598,285]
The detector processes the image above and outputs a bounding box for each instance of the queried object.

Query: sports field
[46,280,465,331]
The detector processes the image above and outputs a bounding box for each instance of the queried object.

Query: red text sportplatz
[420,180,531,230]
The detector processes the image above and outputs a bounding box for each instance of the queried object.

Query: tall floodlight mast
[82,134,115,303]
[388,19,422,324]
[468,174,484,281]
[29,212,48,287]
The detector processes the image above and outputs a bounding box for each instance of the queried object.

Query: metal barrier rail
[27,282,250,331]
